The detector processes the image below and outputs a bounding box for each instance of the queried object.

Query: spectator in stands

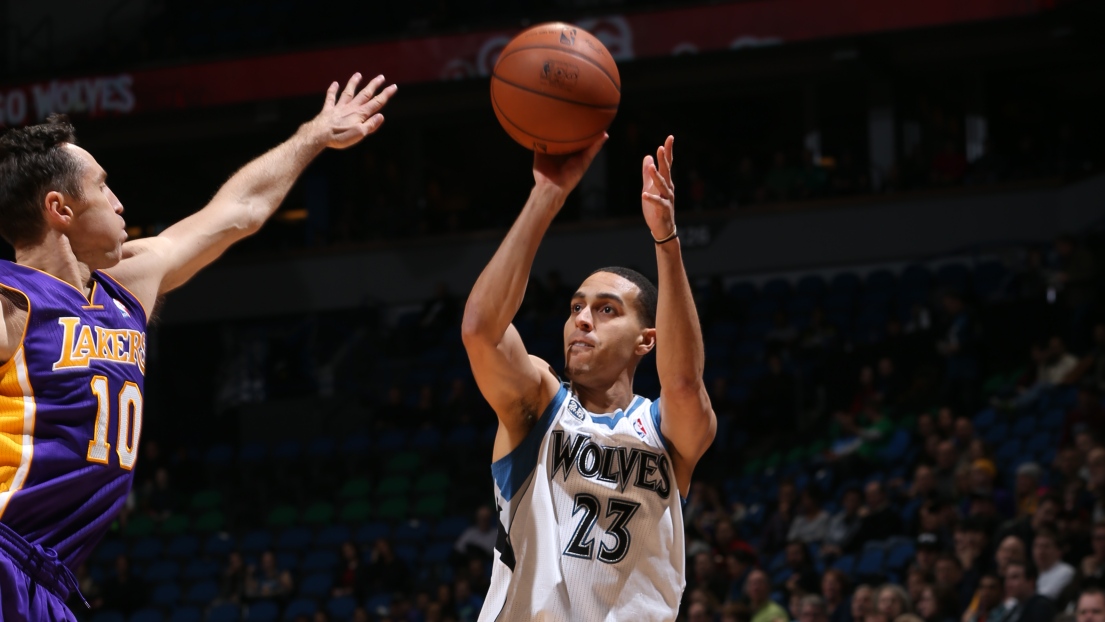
[935,554,972,615]
[966,460,1013,518]
[1088,448,1105,522]
[954,519,992,596]
[218,551,247,604]
[789,489,831,545]
[455,506,497,561]
[747,568,789,622]
[332,541,367,600]
[727,549,758,602]
[763,480,800,555]
[856,481,903,549]
[935,439,962,501]
[1084,520,1105,589]
[245,550,293,601]
[937,291,979,411]
[690,551,728,603]
[852,585,877,622]
[1002,337,1079,411]
[917,584,959,622]
[877,584,912,620]
[994,536,1027,578]
[143,466,177,520]
[453,577,483,622]
[916,533,943,576]
[820,569,850,622]
[1063,385,1105,448]
[996,562,1055,622]
[1077,588,1105,622]
[783,541,822,598]
[365,538,411,596]
[801,594,832,622]
[1014,464,1043,518]
[690,601,713,622]
[1032,528,1076,604]
[100,554,147,615]
[823,486,864,558]
[962,573,1003,622]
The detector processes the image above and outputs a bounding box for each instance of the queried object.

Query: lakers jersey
[481,383,685,622]
[0,261,147,570]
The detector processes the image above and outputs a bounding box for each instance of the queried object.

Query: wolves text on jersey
[549,430,672,500]
[52,317,146,374]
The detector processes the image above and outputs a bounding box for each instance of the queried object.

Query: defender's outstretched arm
[641,136,716,496]
[462,138,606,456]
[108,73,397,312]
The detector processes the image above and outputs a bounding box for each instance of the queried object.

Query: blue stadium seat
[165,535,199,559]
[770,567,792,587]
[150,582,181,607]
[302,550,340,573]
[299,572,334,598]
[276,551,300,572]
[972,408,996,432]
[168,608,202,622]
[182,559,220,581]
[395,520,430,543]
[884,540,916,571]
[856,547,885,578]
[205,444,235,464]
[983,423,1008,446]
[936,263,970,292]
[241,530,272,554]
[94,539,126,563]
[315,525,352,548]
[129,609,164,622]
[1041,408,1066,430]
[145,560,180,583]
[900,265,932,290]
[328,595,358,620]
[832,554,855,574]
[356,522,392,544]
[995,439,1023,465]
[271,439,303,461]
[130,536,163,562]
[762,278,791,299]
[184,580,219,605]
[445,425,477,446]
[207,603,241,622]
[277,527,314,551]
[204,533,237,557]
[244,601,280,622]
[395,544,419,566]
[306,436,337,459]
[283,598,318,621]
[434,516,469,540]
[423,542,453,565]
[795,275,826,297]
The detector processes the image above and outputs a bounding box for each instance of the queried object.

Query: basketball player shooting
[0,73,395,620]
[462,134,717,621]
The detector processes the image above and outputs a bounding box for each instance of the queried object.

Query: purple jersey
[0,261,147,571]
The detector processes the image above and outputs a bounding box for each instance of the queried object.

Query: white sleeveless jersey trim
[481,383,686,622]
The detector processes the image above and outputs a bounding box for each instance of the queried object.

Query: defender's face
[62,144,126,269]
[563,272,652,385]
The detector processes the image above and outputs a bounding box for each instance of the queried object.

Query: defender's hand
[310,73,398,150]
[642,135,676,240]
[533,134,608,202]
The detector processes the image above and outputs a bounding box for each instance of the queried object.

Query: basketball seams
[489,75,618,111]
[495,45,621,94]
[491,85,608,146]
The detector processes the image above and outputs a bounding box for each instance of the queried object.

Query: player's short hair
[0,115,83,246]
[591,266,657,328]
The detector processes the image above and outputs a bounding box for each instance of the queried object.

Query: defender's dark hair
[590,266,657,328]
[0,115,83,246]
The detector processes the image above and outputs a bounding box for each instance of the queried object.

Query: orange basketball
[491,23,621,155]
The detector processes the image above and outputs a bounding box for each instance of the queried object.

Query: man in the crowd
[996,561,1056,622]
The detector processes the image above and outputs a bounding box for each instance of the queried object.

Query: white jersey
[480,383,685,622]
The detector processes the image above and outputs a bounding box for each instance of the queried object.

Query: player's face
[61,145,127,269]
[563,272,654,386]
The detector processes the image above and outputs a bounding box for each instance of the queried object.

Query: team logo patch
[113,299,130,318]
[634,417,648,439]
[567,399,586,421]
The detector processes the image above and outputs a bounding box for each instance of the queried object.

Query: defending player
[0,73,395,620]
[462,134,716,620]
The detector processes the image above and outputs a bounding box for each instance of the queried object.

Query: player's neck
[571,377,634,414]
[15,235,93,296]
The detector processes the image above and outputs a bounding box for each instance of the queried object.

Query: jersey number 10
[86,375,143,470]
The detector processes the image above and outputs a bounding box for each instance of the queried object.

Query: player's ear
[636,327,656,355]
[43,190,74,228]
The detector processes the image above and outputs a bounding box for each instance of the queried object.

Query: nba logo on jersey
[113,299,129,317]
[567,398,586,421]
[633,417,648,440]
